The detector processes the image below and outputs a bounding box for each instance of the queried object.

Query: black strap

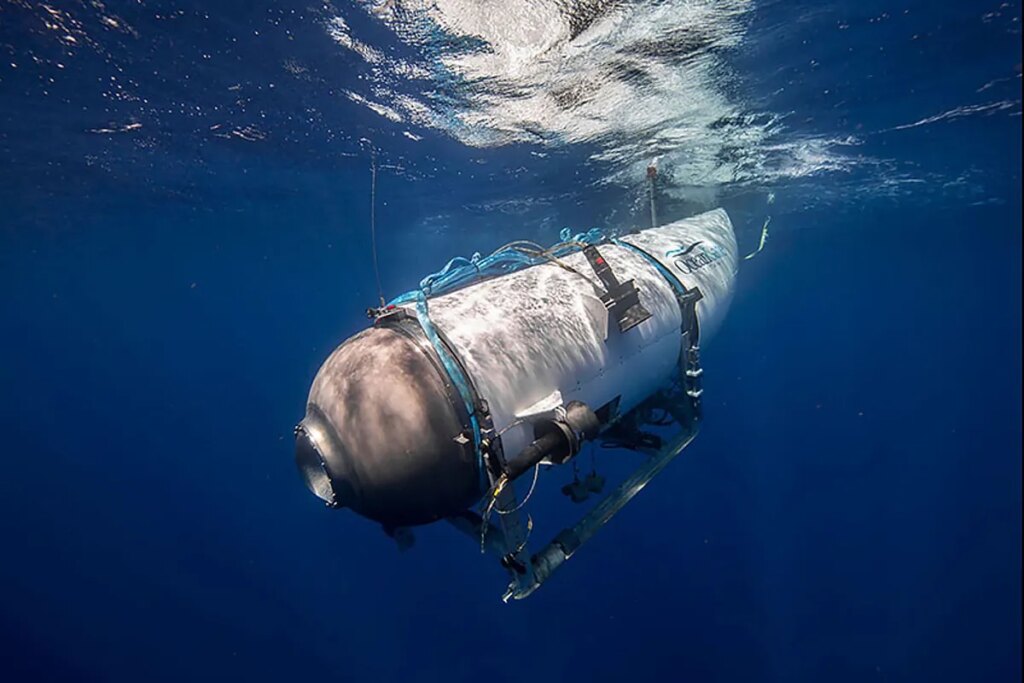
[582,245,652,333]
[676,287,704,424]
[677,287,703,347]
[583,244,621,290]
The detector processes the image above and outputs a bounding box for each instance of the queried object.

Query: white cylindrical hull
[412,209,738,459]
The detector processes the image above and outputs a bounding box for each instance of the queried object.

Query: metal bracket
[676,287,704,425]
[475,407,538,597]
[583,244,652,333]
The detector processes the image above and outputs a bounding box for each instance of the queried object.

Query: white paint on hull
[407,209,738,460]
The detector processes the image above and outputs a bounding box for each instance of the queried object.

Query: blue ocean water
[0,1,1020,681]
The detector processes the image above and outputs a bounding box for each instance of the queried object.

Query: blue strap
[407,291,486,483]
[389,228,605,306]
[386,229,606,489]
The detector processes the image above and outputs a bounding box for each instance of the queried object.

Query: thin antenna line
[646,164,658,228]
[369,147,385,307]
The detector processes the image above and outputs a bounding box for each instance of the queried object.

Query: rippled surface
[2,0,1020,222]
[329,0,852,191]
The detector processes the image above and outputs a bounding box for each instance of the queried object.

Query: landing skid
[448,420,698,601]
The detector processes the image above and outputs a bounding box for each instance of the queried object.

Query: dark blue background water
[1,1,1020,681]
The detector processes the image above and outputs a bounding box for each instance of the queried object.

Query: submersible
[295,208,738,600]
